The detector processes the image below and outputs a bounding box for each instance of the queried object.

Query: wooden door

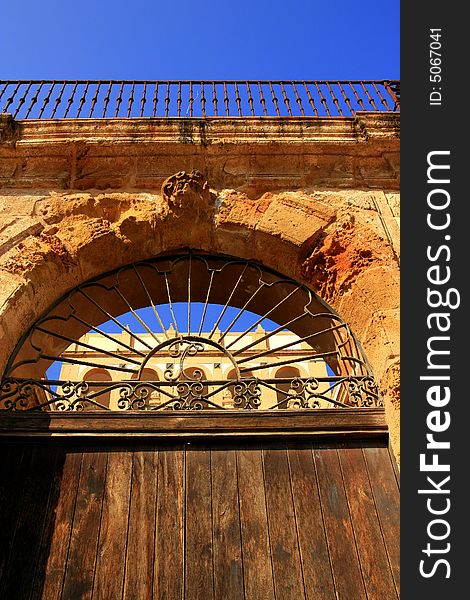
[0,437,399,600]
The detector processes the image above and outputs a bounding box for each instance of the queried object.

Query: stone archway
[0,178,400,600]
[0,173,400,458]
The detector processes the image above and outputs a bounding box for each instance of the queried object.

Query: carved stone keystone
[161,170,212,216]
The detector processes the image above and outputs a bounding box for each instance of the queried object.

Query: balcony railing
[0,80,399,120]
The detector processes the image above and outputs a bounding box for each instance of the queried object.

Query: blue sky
[1,0,399,80]
[99,304,280,334]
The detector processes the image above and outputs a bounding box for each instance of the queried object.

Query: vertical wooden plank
[211,447,244,600]
[314,446,367,600]
[339,446,398,600]
[31,446,68,600]
[61,450,108,600]
[123,448,158,600]
[40,451,83,600]
[287,446,336,600]
[237,447,275,600]
[263,446,305,600]
[185,446,214,600]
[388,445,401,488]
[93,450,133,600]
[0,444,59,600]
[0,443,27,586]
[154,445,185,600]
[363,445,400,595]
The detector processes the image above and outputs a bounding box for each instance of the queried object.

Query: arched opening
[225,367,256,409]
[131,368,162,408]
[0,251,380,412]
[274,366,304,409]
[178,365,210,409]
[82,368,112,409]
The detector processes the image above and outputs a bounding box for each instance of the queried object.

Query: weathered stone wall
[0,115,400,460]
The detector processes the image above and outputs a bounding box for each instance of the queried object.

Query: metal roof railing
[0,80,400,120]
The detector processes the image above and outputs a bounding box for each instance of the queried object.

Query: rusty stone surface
[0,115,400,462]
[0,115,400,191]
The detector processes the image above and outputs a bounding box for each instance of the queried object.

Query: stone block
[256,193,335,247]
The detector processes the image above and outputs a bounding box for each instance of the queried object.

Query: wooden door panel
[211,448,244,600]
[124,449,158,600]
[153,446,185,599]
[314,447,368,600]
[0,445,61,600]
[40,451,82,600]
[363,445,401,595]
[237,447,276,600]
[0,441,400,600]
[61,451,108,600]
[185,447,214,600]
[94,451,133,600]
[287,446,336,600]
[263,447,304,600]
[339,447,399,600]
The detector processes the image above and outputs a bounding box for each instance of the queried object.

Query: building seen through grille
[1,253,379,411]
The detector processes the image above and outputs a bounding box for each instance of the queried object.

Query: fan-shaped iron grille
[0,252,380,411]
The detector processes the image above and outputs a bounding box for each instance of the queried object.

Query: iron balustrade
[0,80,400,120]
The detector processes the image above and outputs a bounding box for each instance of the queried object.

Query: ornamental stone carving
[161,170,212,216]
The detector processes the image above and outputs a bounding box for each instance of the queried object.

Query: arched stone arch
[0,186,399,457]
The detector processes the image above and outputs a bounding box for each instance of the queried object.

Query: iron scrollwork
[0,375,382,411]
[348,377,382,408]
[232,379,262,410]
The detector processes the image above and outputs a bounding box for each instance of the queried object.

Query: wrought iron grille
[0,252,381,411]
[0,80,400,120]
